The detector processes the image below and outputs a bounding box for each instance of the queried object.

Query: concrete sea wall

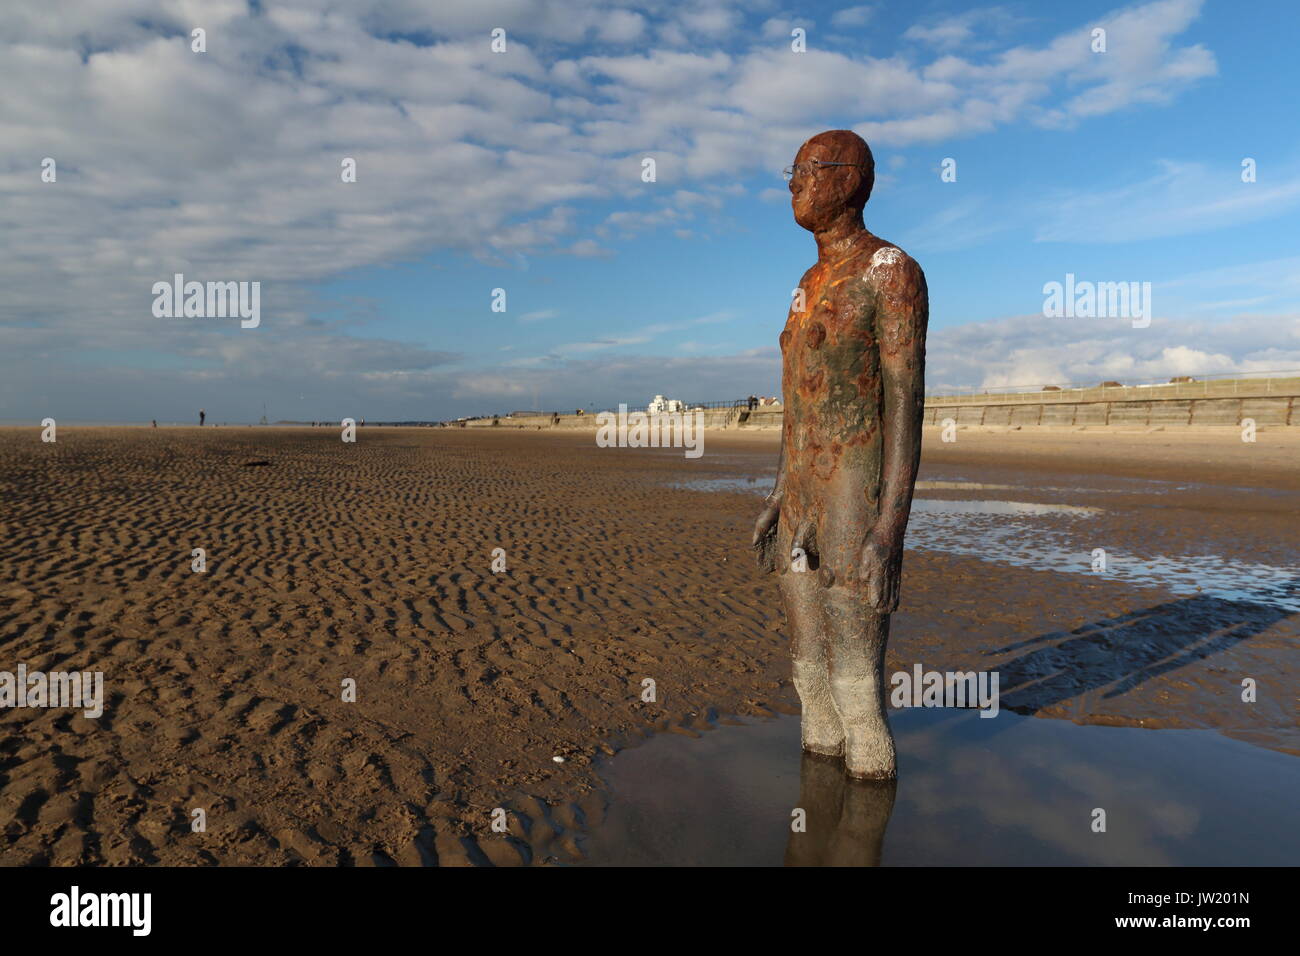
[460,380,1300,430]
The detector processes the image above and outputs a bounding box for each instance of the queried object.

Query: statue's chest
[781,274,880,394]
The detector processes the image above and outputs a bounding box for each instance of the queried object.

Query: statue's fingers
[887,575,901,612]
[791,518,817,557]
[865,567,882,607]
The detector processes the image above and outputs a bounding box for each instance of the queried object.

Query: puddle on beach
[669,475,775,494]
[664,477,1300,612]
[912,498,1099,516]
[577,709,1300,866]
[903,501,1300,612]
[668,477,1094,512]
[668,476,1203,496]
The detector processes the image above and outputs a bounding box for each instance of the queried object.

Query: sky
[1,0,1298,422]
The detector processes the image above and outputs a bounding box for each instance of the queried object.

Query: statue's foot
[800,708,845,757]
[844,762,896,781]
[802,737,844,758]
[793,660,844,757]
[842,729,897,780]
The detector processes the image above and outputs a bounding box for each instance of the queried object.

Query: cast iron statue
[754,130,928,780]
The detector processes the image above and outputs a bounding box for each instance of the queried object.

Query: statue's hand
[856,533,903,613]
[751,495,781,571]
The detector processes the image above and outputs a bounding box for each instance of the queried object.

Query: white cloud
[927,311,1300,392]
[552,336,651,355]
[567,239,615,258]
[0,0,1226,419]
[574,50,732,93]
[596,10,647,43]
[902,7,1026,51]
[761,17,806,41]
[831,6,876,29]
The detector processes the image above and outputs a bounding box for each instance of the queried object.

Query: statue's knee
[791,658,828,690]
[828,673,886,716]
[829,673,870,697]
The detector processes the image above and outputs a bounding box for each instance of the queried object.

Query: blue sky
[2,0,1297,421]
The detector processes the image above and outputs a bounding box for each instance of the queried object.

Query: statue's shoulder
[859,242,927,318]
[859,241,928,346]
[860,241,925,289]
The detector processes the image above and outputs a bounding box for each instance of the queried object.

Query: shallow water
[903,504,1300,612]
[578,709,1300,866]
[912,498,1100,516]
[662,476,1300,612]
[668,475,775,494]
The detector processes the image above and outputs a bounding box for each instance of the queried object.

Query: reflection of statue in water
[754,130,928,780]
[785,753,896,866]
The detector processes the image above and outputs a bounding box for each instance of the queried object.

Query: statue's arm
[752,436,785,539]
[859,250,928,610]
[752,353,790,567]
[767,435,787,507]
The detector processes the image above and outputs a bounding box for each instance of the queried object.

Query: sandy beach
[1,425,1296,865]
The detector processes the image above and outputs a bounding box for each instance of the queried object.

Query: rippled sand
[0,425,1295,865]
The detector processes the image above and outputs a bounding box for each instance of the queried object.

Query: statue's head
[788,129,874,232]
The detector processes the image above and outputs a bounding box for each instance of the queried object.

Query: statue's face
[789,135,868,233]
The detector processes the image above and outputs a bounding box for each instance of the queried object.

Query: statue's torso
[779,236,894,570]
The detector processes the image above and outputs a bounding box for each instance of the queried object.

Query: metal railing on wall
[923,370,1300,406]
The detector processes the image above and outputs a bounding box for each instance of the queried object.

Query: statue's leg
[823,588,896,779]
[779,569,844,756]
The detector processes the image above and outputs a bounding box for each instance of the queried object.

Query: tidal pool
[577,709,1300,866]
[662,476,1300,612]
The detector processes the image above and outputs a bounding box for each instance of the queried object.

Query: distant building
[647,394,684,414]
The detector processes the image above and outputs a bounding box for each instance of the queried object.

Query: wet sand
[0,426,1295,865]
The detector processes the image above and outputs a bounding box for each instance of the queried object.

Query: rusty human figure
[753,130,927,779]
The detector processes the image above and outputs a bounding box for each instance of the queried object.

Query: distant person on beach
[753,130,927,781]
[151,419,157,428]
[199,409,205,426]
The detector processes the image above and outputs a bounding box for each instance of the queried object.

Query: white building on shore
[647,394,684,414]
